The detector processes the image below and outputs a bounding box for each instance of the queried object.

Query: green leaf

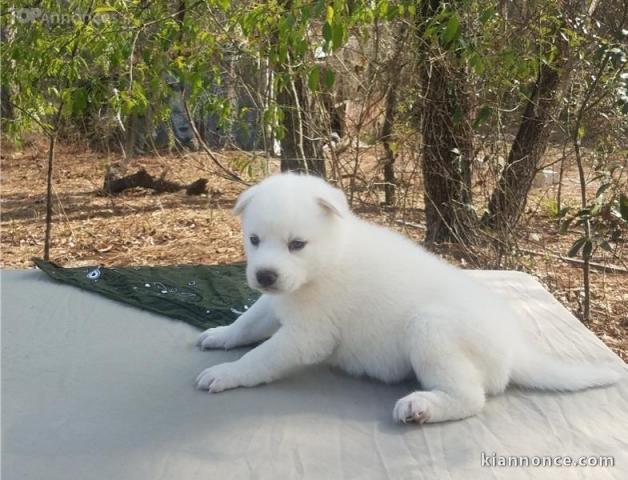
[332,22,345,50]
[596,183,611,197]
[378,1,388,18]
[559,216,573,234]
[479,7,495,24]
[577,125,585,139]
[576,207,591,217]
[71,88,88,114]
[386,4,399,20]
[442,13,461,45]
[322,22,332,43]
[468,51,485,75]
[567,237,587,257]
[326,6,334,23]
[323,68,335,88]
[598,240,612,252]
[94,6,117,14]
[308,66,320,91]
[590,201,602,216]
[472,105,492,128]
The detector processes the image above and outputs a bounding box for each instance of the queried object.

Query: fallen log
[103,168,208,196]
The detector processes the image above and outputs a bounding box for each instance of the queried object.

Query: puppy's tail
[510,348,622,391]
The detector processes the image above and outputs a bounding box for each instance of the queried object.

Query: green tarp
[33,259,259,330]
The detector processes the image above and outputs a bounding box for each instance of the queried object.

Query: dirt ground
[1,138,626,360]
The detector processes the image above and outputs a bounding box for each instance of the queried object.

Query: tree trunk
[1,18,14,122]
[43,134,56,261]
[278,73,325,177]
[381,24,407,206]
[420,58,476,243]
[124,112,150,156]
[0,82,12,121]
[416,0,476,243]
[381,83,397,206]
[483,29,571,230]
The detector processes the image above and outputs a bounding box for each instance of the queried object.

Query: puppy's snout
[256,269,278,288]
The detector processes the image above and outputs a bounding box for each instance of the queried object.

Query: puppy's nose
[256,269,278,288]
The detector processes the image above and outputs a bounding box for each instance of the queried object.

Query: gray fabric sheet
[1,269,627,479]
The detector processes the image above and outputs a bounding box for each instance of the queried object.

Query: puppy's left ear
[317,186,348,218]
[233,185,257,216]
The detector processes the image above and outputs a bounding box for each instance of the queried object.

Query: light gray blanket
[2,269,626,479]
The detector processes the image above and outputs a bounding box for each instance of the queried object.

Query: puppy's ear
[233,186,257,216]
[316,186,348,218]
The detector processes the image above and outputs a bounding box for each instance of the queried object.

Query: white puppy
[195,173,619,424]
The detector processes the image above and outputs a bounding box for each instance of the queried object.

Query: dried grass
[1,138,625,360]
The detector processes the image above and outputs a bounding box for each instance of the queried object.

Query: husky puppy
[195,173,619,424]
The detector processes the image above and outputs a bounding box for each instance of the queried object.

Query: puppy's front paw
[195,363,243,393]
[393,392,433,424]
[197,326,236,350]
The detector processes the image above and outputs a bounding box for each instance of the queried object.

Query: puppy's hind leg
[394,334,486,424]
[197,295,279,350]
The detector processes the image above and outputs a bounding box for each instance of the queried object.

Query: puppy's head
[234,173,348,294]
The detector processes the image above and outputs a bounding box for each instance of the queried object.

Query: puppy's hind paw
[393,392,433,425]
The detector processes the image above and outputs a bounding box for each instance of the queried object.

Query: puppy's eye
[288,240,307,252]
[250,235,260,247]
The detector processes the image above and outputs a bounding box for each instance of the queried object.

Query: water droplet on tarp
[86,267,101,280]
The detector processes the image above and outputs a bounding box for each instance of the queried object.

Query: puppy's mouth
[254,284,282,294]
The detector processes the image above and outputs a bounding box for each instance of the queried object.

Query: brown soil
[1,138,626,360]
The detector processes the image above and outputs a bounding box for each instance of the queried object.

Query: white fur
[195,173,620,424]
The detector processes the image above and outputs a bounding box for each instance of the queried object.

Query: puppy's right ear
[233,186,257,216]
[316,185,348,218]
